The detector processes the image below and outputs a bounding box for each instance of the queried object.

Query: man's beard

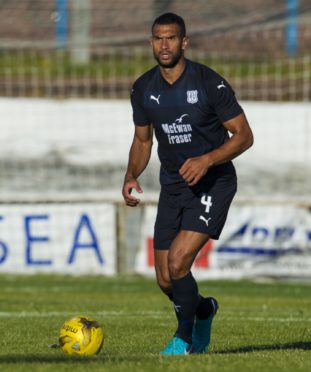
[154,49,184,68]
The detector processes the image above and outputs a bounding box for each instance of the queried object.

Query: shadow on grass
[1,342,310,363]
[214,341,311,354]
[0,354,148,364]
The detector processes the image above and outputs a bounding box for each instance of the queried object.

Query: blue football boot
[160,336,192,355]
[192,297,218,354]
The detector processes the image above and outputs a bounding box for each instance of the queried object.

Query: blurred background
[0,0,310,278]
[1,0,310,100]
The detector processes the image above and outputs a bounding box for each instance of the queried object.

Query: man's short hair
[152,12,186,38]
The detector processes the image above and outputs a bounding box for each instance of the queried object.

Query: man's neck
[159,58,186,85]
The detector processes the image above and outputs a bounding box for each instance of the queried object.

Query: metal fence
[0,0,310,100]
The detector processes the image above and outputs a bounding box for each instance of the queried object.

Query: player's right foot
[192,297,218,354]
[160,336,192,355]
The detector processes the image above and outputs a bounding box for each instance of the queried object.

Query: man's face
[151,23,188,68]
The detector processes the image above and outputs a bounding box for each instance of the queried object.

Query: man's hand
[179,155,211,186]
[122,177,143,206]
[179,113,253,187]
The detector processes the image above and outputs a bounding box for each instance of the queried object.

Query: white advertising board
[135,205,311,279]
[0,99,310,166]
[0,204,116,275]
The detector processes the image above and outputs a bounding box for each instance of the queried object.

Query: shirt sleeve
[130,82,150,126]
[210,77,243,123]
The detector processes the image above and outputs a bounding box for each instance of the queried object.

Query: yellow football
[59,315,104,356]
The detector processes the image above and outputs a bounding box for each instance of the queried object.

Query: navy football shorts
[153,173,237,250]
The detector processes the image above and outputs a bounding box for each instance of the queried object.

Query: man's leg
[155,230,212,354]
[192,296,218,353]
[154,231,210,294]
[169,233,218,354]
[154,250,171,297]
[167,230,210,346]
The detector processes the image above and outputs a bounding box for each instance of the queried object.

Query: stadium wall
[0,98,310,169]
[0,99,310,278]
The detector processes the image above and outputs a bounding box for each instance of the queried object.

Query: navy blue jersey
[131,59,243,185]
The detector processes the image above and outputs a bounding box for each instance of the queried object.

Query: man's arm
[179,112,253,186]
[122,124,153,206]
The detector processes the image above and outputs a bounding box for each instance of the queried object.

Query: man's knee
[154,249,171,293]
[156,276,172,295]
[167,255,189,280]
[155,266,171,293]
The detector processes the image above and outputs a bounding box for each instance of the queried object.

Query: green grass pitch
[0,274,310,372]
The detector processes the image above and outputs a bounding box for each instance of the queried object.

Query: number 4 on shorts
[200,194,213,213]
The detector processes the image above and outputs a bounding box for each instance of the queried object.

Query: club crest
[186,90,198,104]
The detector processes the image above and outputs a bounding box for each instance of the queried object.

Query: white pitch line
[223,316,311,323]
[0,311,310,322]
[0,310,171,318]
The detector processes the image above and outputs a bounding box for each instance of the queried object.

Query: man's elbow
[245,131,254,150]
[240,124,254,151]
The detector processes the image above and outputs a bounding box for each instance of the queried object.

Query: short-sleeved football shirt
[131,59,243,185]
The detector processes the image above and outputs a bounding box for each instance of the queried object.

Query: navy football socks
[196,296,215,320]
[171,271,200,344]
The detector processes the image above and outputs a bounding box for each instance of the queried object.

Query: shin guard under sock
[171,272,200,344]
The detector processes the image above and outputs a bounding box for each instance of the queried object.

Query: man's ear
[182,36,189,50]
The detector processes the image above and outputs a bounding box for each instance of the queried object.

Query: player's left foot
[192,297,218,354]
[160,336,192,355]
